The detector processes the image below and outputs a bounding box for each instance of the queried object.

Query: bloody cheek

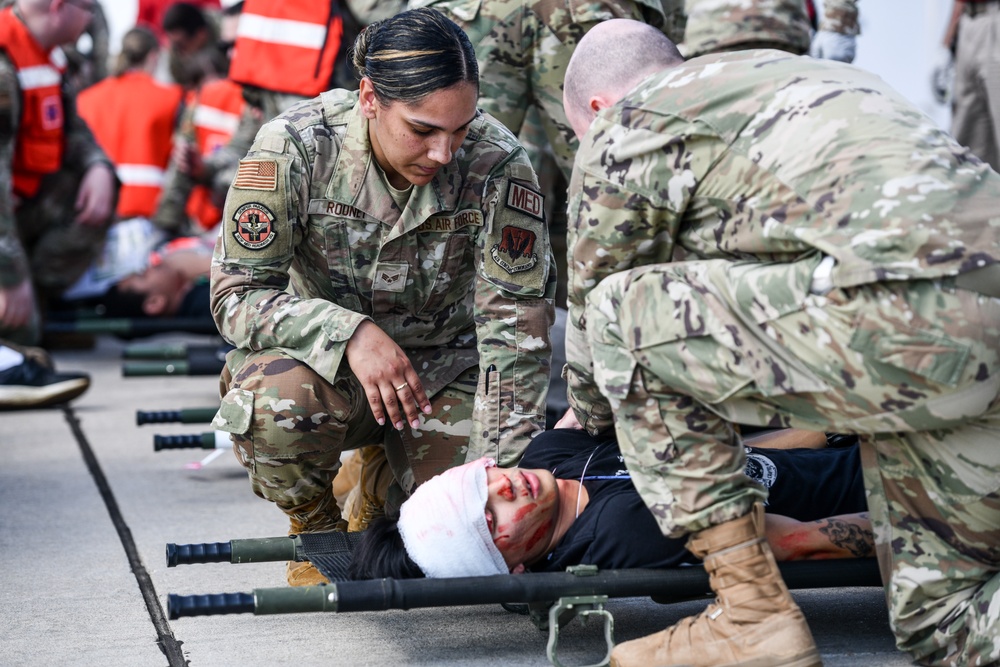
[513,504,536,522]
[494,503,541,550]
[525,519,552,553]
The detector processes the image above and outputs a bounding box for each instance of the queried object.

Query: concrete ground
[0,333,916,667]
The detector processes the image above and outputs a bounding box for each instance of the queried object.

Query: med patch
[506,181,544,221]
[232,202,277,251]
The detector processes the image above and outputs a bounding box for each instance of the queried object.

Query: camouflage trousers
[215,348,476,531]
[469,0,671,180]
[582,257,1000,666]
[3,166,112,345]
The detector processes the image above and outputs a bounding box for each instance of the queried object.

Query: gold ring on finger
[395,382,408,392]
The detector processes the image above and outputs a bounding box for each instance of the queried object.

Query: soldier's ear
[143,293,169,317]
[359,78,379,119]
[588,94,615,116]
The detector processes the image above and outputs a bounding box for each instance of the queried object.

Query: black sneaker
[0,358,90,408]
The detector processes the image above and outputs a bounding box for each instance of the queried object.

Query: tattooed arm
[765,512,874,561]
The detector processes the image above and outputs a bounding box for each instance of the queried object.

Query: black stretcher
[165,531,883,667]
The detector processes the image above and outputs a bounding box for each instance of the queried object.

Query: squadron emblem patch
[491,225,538,274]
[232,202,277,251]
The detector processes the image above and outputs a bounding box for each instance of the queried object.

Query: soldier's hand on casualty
[0,279,36,329]
[74,163,116,227]
[345,320,432,430]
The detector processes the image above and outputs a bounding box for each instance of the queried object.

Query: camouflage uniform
[211,90,555,529]
[0,35,115,345]
[409,0,687,180]
[681,0,859,57]
[565,50,1000,666]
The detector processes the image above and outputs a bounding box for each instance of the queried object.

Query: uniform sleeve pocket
[212,388,254,434]
[849,314,970,388]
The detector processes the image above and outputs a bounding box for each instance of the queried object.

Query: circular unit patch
[744,451,778,489]
[232,202,277,251]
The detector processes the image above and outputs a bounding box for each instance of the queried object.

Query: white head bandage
[397,457,509,578]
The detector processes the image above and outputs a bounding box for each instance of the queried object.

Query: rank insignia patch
[491,225,538,274]
[232,202,277,250]
[373,262,409,293]
[505,181,544,221]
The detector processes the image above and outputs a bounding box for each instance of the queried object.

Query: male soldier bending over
[559,18,1000,667]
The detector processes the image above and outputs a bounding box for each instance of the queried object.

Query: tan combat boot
[284,489,348,587]
[610,504,821,667]
[347,446,392,532]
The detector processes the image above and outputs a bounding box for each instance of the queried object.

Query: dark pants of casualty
[218,350,476,532]
[3,166,111,345]
[583,257,1000,667]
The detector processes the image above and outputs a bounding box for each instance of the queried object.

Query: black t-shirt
[520,429,865,573]
[176,279,212,320]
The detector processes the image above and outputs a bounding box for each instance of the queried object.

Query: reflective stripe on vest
[76,71,182,218]
[0,8,65,198]
[193,104,240,136]
[228,0,342,97]
[117,164,166,187]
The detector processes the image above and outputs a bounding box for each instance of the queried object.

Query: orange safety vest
[187,78,245,230]
[0,8,65,199]
[229,0,342,98]
[77,71,183,219]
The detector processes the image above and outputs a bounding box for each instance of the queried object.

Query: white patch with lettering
[505,182,545,221]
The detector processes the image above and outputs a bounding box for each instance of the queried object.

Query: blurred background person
[940,0,1000,171]
[682,0,859,61]
[0,0,118,405]
[160,0,222,89]
[153,0,243,235]
[76,25,183,223]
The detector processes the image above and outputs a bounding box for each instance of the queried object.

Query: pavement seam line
[63,405,189,667]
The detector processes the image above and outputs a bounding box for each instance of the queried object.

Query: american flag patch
[233,159,278,190]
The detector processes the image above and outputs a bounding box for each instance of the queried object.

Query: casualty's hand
[0,279,36,330]
[74,162,116,227]
[553,408,583,430]
[809,30,856,63]
[345,320,432,430]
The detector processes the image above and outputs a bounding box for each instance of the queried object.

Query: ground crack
[63,406,188,667]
